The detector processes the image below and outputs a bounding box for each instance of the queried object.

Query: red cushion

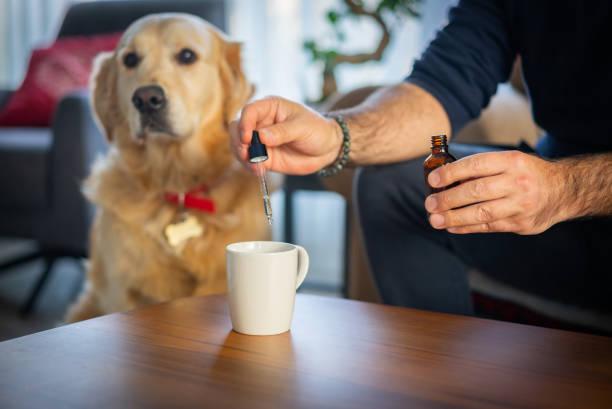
[0,32,121,127]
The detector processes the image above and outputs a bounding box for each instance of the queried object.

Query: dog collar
[164,185,215,214]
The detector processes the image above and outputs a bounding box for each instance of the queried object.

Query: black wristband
[318,114,351,177]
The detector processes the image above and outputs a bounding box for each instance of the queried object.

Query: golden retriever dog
[65,13,270,322]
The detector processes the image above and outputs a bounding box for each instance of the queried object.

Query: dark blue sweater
[407,0,612,158]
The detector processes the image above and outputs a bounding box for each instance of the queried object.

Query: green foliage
[303,0,420,66]
[303,0,421,101]
[376,0,420,16]
[327,10,340,24]
[303,41,340,67]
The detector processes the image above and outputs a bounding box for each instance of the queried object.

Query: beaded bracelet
[318,114,351,177]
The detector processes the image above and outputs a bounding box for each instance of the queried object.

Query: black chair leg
[20,254,56,316]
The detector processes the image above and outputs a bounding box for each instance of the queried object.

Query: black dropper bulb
[248,130,268,163]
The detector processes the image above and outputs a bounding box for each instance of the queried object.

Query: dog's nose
[132,85,166,113]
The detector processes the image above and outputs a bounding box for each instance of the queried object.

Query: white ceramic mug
[226,241,309,335]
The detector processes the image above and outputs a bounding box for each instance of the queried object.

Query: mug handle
[295,245,309,290]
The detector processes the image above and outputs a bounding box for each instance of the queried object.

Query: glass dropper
[248,131,273,225]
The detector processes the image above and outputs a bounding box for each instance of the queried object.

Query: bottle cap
[248,130,268,163]
[431,134,448,147]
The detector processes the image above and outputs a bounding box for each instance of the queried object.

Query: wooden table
[1,295,611,409]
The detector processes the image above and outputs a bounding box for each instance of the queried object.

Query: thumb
[258,121,302,147]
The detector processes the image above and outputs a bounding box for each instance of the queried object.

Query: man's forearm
[333,83,451,166]
[558,153,612,220]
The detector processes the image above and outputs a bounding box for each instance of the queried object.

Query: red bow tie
[164,186,215,213]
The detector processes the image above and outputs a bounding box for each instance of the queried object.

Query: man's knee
[354,159,427,229]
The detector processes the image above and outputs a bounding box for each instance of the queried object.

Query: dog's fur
[65,14,269,322]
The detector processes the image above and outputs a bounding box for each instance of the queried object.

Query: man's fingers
[446,219,519,234]
[428,151,520,188]
[429,198,519,229]
[425,174,512,212]
[238,97,282,144]
[257,121,304,147]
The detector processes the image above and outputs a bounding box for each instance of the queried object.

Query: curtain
[0,0,77,88]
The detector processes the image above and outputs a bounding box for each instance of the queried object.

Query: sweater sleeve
[406,0,516,134]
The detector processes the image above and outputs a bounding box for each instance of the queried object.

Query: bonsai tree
[304,0,420,102]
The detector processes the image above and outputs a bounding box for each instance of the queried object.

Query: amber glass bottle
[423,135,457,194]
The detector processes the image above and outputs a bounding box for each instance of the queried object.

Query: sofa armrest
[52,90,107,173]
[41,90,107,252]
[0,89,14,109]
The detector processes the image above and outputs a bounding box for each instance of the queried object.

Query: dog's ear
[219,41,254,124]
[90,51,118,142]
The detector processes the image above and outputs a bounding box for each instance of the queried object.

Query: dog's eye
[123,52,140,69]
[177,48,197,65]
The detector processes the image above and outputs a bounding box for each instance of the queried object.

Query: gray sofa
[0,0,225,314]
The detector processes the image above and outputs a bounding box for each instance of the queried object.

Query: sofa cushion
[0,128,52,210]
[0,32,121,127]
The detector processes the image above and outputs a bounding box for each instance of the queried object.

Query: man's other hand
[425,151,568,235]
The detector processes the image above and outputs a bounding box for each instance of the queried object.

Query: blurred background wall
[0,0,456,96]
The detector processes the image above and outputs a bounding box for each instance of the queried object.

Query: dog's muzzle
[131,85,175,137]
[132,85,166,114]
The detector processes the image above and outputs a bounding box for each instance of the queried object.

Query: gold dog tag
[164,214,203,247]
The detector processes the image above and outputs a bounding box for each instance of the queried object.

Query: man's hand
[425,151,569,235]
[230,96,342,175]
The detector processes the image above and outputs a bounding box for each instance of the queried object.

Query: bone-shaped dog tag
[164,214,203,247]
